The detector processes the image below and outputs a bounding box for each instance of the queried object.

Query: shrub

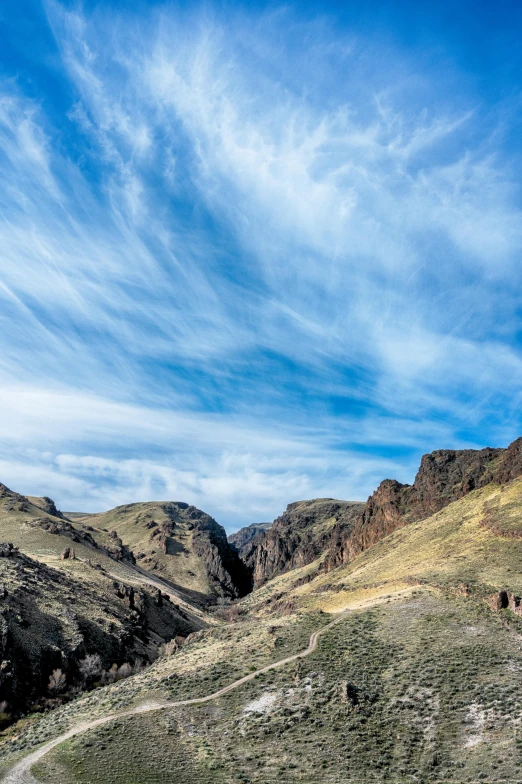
[162,639,179,657]
[214,604,245,623]
[48,668,67,694]
[117,662,132,679]
[0,699,10,724]
[79,654,103,685]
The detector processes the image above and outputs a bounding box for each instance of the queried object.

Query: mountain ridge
[4,435,522,783]
[325,438,522,570]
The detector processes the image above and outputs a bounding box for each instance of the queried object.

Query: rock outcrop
[32,497,251,603]
[494,437,522,485]
[27,495,67,520]
[32,515,136,563]
[228,522,272,559]
[0,547,204,722]
[487,589,522,615]
[244,499,364,588]
[188,507,252,598]
[73,500,251,601]
[325,438,522,570]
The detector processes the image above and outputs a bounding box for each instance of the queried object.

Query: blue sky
[0,0,521,530]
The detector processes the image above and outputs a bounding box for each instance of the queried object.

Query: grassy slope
[0,488,217,621]
[0,489,132,578]
[72,503,213,599]
[0,489,209,697]
[5,478,522,782]
[15,588,522,784]
[243,477,522,614]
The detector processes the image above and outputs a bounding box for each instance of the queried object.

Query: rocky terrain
[325,438,522,570]
[0,544,201,722]
[4,436,522,783]
[228,522,272,559]
[72,501,249,602]
[244,499,364,588]
[0,483,247,724]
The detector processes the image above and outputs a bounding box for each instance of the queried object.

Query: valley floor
[3,584,522,784]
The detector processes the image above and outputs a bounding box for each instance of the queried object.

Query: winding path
[2,610,352,784]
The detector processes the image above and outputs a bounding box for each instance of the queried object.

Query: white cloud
[0,381,435,527]
[0,4,520,525]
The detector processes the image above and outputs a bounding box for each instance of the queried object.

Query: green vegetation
[248,478,522,615]
[5,472,522,782]
[29,591,522,784]
[71,502,214,598]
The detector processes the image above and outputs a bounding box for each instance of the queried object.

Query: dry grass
[72,502,212,597]
[259,478,522,615]
[6,477,522,782]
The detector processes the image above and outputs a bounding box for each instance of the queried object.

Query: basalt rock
[36,496,66,520]
[0,549,205,723]
[487,589,522,615]
[325,438,522,571]
[340,680,359,706]
[495,437,522,485]
[33,516,136,564]
[228,522,272,560]
[244,499,364,589]
[0,543,18,558]
[190,513,251,598]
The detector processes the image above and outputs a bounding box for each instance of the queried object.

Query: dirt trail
[1,610,351,784]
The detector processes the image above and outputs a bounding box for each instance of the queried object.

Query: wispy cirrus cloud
[0,3,521,528]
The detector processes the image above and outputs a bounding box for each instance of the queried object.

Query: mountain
[71,501,251,602]
[0,484,248,724]
[243,498,364,588]
[5,437,522,784]
[0,543,202,722]
[228,522,272,557]
[325,437,522,570]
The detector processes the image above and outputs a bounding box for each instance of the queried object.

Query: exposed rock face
[325,439,522,571]
[32,516,136,564]
[28,495,66,519]
[0,543,18,558]
[487,590,522,615]
[188,507,252,598]
[0,548,204,721]
[404,446,503,517]
[228,522,272,559]
[0,483,29,513]
[244,499,364,589]
[495,437,522,485]
[74,500,251,602]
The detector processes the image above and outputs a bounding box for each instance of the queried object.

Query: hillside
[228,522,272,558]
[325,438,522,570]
[71,502,251,602]
[0,544,203,723]
[5,469,522,783]
[239,470,522,619]
[4,438,522,783]
[244,499,364,588]
[0,483,247,725]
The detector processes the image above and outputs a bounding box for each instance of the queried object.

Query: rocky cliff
[187,506,252,598]
[228,522,272,559]
[0,542,204,722]
[325,438,522,570]
[70,500,251,601]
[244,499,364,588]
[26,495,67,520]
